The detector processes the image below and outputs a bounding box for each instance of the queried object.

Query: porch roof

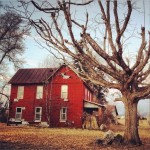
[84,100,105,109]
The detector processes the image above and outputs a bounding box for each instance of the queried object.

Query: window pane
[63,86,67,91]
[61,85,68,99]
[35,114,41,120]
[17,86,24,99]
[16,114,21,119]
[36,108,41,113]
[15,107,22,120]
[62,92,67,99]
[62,114,65,120]
[17,108,21,112]
[63,108,66,113]
[60,107,67,121]
[35,107,42,121]
[36,86,43,99]
[85,88,88,100]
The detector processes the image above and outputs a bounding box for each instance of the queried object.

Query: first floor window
[17,86,24,99]
[15,107,22,121]
[60,107,67,122]
[36,86,43,99]
[35,107,42,122]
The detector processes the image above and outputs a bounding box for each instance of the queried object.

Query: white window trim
[36,86,43,99]
[35,107,42,122]
[60,107,67,122]
[17,86,24,99]
[15,107,22,122]
[61,85,68,101]
[64,98,68,101]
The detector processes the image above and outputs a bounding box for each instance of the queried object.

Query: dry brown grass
[0,123,150,150]
[118,119,150,127]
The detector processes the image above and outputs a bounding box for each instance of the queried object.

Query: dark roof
[8,68,57,84]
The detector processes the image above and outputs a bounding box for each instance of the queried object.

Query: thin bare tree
[38,55,62,68]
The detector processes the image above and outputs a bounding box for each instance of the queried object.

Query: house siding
[48,66,84,128]
[9,84,47,123]
[9,66,86,128]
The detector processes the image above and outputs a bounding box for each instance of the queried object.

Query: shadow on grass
[0,141,58,150]
[0,141,34,150]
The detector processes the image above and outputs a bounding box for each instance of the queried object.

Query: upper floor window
[17,86,24,99]
[85,88,88,100]
[61,85,68,101]
[35,107,42,122]
[87,90,90,101]
[60,107,67,122]
[89,92,92,101]
[36,86,43,99]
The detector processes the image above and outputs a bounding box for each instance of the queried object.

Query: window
[87,90,90,100]
[35,107,42,122]
[15,107,22,121]
[61,85,68,100]
[85,88,88,100]
[17,86,24,99]
[36,86,43,99]
[89,93,92,101]
[60,107,67,122]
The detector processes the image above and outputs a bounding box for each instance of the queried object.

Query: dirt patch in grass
[0,123,150,150]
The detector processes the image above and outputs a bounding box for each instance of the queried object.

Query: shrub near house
[8,65,106,128]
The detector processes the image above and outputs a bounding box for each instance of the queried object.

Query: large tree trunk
[124,98,142,145]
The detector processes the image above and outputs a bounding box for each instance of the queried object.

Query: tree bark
[124,98,142,145]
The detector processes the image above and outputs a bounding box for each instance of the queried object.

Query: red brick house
[8,65,105,128]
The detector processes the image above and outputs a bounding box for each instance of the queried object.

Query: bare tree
[38,55,63,68]
[20,0,150,145]
[0,3,29,111]
[0,11,27,67]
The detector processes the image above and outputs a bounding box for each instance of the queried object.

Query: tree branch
[120,0,132,36]
[131,27,146,71]
[0,92,9,99]
[98,0,117,55]
[31,0,60,13]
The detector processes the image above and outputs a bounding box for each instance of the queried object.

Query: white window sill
[64,99,68,101]
[15,120,22,122]
[34,120,41,122]
[60,120,66,122]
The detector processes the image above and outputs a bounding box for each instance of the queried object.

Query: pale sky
[1,0,150,115]
[2,0,150,69]
[23,0,150,69]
